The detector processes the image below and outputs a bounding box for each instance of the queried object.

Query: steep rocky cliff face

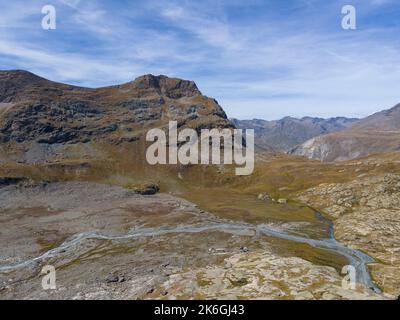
[0,70,233,164]
[231,117,358,152]
[290,104,400,162]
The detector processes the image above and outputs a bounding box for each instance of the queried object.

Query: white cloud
[0,0,399,119]
[0,39,140,86]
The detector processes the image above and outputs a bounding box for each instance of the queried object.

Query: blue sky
[0,0,399,120]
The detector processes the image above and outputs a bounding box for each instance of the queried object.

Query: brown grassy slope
[2,134,400,295]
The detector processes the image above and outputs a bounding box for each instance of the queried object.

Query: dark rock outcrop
[133,183,160,195]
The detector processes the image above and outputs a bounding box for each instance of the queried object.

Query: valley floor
[0,181,386,300]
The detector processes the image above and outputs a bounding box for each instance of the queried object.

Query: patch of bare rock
[147,250,381,300]
[297,173,400,297]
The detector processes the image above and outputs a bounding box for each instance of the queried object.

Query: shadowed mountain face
[0,70,233,163]
[290,104,400,162]
[231,117,358,152]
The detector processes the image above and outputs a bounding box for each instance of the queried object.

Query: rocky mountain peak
[0,69,42,80]
[1,70,45,100]
[0,70,56,89]
[0,70,232,150]
[126,74,201,99]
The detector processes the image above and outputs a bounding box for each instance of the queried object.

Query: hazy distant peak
[231,116,359,152]
[291,102,400,162]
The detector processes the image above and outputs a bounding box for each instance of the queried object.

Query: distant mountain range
[233,103,400,162]
[231,117,359,152]
[290,103,400,161]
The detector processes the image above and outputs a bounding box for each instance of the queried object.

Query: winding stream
[0,213,381,293]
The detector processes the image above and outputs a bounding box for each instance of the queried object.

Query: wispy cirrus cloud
[0,0,399,119]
